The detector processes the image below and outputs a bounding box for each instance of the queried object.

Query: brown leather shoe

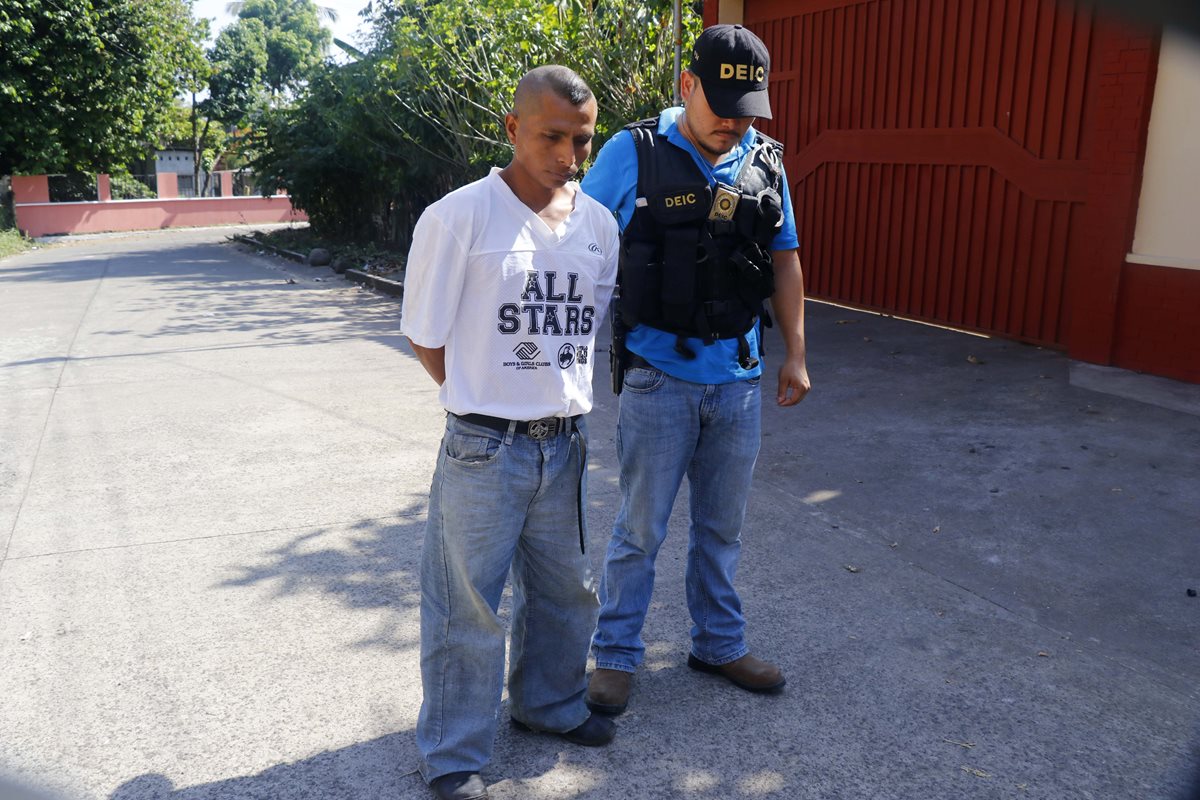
[585,668,634,715]
[687,653,786,693]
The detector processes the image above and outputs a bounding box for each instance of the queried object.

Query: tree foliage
[254,0,702,247]
[224,0,331,98]
[109,171,159,199]
[200,0,333,194]
[206,17,271,125]
[255,61,406,242]
[0,0,207,175]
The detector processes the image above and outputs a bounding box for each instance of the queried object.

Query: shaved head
[500,64,597,203]
[513,65,594,116]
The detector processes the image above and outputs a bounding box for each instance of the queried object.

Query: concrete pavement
[1,227,1197,800]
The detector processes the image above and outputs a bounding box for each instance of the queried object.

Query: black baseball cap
[689,24,772,120]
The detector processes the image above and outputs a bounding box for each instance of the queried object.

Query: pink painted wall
[14,187,307,237]
[11,172,307,237]
[157,173,179,199]
[12,175,50,204]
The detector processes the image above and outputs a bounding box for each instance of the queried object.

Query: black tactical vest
[618,116,786,351]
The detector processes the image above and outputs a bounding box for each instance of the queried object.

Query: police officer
[581,24,810,715]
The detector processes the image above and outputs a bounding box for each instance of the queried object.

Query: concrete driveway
[1,227,1197,800]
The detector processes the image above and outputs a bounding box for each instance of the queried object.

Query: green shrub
[254,0,701,248]
[109,172,158,199]
[0,228,31,259]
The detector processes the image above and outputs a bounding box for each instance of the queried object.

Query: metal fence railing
[174,173,227,198]
[47,174,98,203]
[37,171,262,202]
[230,172,258,197]
[109,173,158,200]
[176,174,197,198]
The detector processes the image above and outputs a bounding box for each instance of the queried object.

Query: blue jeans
[417,414,597,782]
[593,365,762,672]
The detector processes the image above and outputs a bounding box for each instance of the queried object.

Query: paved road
[1,227,1197,800]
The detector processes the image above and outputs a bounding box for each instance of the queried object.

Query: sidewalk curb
[232,234,306,264]
[233,234,404,298]
[343,268,404,298]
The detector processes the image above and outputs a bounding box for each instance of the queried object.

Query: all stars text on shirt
[497,270,596,336]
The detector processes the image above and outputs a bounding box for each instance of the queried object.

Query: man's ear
[504,112,519,146]
[680,71,696,103]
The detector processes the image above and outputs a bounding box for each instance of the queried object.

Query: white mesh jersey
[401,168,619,419]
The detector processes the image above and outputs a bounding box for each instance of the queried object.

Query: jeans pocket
[623,366,666,394]
[444,430,502,466]
[746,376,761,386]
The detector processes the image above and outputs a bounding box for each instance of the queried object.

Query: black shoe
[511,712,616,747]
[430,771,488,800]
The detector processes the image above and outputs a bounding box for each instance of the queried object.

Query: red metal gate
[745,0,1097,347]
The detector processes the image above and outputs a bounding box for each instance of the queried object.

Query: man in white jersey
[400,65,619,800]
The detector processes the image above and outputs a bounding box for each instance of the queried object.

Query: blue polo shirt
[581,106,799,384]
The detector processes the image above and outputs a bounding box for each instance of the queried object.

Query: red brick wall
[1112,265,1200,383]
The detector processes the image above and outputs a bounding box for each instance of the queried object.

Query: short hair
[513,65,594,114]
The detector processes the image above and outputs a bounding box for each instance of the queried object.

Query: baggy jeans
[592,364,761,672]
[417,414,597,782]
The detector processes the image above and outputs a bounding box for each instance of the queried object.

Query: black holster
[609,289,627,395]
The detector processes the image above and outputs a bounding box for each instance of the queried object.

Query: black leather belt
[626,352,655,370]
[456,412,578,441]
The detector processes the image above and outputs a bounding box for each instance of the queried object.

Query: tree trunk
[191,92,202,196]
[198,118,213,196]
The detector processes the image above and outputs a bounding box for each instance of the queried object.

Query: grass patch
[251,226,404,276]
[0,227,31,260]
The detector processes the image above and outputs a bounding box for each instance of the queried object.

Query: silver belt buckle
[526,417,556,440]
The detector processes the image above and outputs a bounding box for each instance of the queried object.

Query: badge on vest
[708,183,741,223]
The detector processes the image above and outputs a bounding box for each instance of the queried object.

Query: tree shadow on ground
[0,236,418,370]
[108,732,429,800]
[216,508,427,652]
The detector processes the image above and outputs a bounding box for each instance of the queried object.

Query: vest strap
[660,226,700,328]
[674,334,696,360]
